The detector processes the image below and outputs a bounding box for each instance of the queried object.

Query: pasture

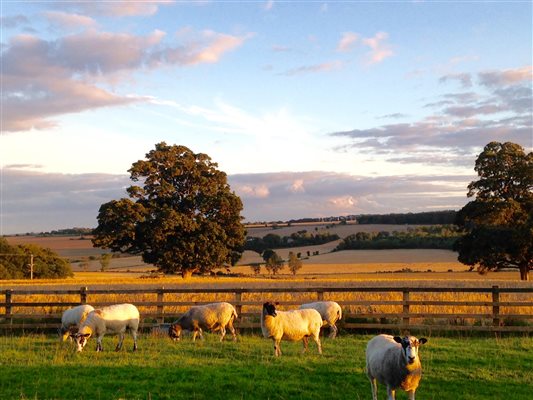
[0,333,531,399]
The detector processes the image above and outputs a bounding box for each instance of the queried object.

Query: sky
[1,0,532,234]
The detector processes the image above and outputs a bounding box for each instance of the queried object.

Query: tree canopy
[0,237,73,280]
[454,142,533,281]
[92,142,246,278]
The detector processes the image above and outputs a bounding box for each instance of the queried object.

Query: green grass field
[0,333,531,400]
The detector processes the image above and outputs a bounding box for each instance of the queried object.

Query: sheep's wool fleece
[263,309,322,340]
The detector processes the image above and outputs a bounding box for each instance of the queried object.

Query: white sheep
[168,302,238,342]
[366,334,428,400]
[59,304,94,342]
[72,303,140,352]
[299,301,342,338]
[261,301,323,357]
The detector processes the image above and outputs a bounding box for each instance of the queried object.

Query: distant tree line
[334,225,462,251]
[244,231,340,254]
[0,237,73,279]
[355,211,456,225]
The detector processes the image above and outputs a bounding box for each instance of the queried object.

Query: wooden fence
[0,286,532,333]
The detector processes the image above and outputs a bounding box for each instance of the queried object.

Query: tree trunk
[181,269,195,279]
[519,265,529,281]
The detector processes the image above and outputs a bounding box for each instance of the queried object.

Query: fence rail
[1,286,532,333]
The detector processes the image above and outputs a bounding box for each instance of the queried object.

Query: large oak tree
[92,142,246,278]
[454,142,533,281]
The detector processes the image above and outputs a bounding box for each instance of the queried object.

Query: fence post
[80,287,88,304]
[492,285,500,330]
[402,289,410,327]
[316,290,324,301]
[235,290,242,320]
[5,289,13,325]
[157,287,165,324]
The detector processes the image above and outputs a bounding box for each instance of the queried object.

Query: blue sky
[1,1,532,234]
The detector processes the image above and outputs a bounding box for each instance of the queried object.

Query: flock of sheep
[61,301,428,400]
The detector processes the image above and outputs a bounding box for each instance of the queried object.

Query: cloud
[161,30,251,65]
[61,0,175,17]
[44,11,97,29]
[479,66,532,87]
[281,60,343,76]
[361,31,393,65]
[330,65,532,166]
[2,27,250,132]
[439,73,473,88]
[1,15,30,28]
[336,32,359,52]
[1,168,471,233]
[263,1,274,11]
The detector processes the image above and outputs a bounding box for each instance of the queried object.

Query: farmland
[1,223,532,399]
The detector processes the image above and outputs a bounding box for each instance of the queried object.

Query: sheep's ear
[393,336,402,343]
[419,338,428,345]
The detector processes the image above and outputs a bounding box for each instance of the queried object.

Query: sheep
[299,301,342,338]
[366,334,428,400]
[261,301,323,357]
[72,303,140,352]
[59,304,94,342]
[168,302,238,342]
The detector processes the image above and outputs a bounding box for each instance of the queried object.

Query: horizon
[1,1,531,234]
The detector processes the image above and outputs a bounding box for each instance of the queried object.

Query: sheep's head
[168,323,182,341]
[394,336,427,365]
[262,302,277,317]
[71,332,91,352]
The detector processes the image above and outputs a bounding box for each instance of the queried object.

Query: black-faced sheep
[168,302,238,342]
[261,302,323,357]
[366,334,428,400]
[72,303,140,352]
[59,304,94,342]
[299,301,342,338]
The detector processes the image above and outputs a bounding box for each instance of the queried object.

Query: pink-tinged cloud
[336,32,359,52]
[362,32,393,65]
[66,0,175,17]
[2,27,250,132]
[44,11,97,29]
[235,184,270,198]
[187,31,250,65]
[479,66,532,87]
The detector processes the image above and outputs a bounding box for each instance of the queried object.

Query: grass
[0,333,531,400]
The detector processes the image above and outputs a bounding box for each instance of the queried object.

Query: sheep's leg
[313,333,322,354]
[219,326,226,342]
[198,328,204,340]
[274,339,282,356]
[302,336,309,353]
[132,330,138,352]
[386,386,396,400]
[407,390,416,400]
[115,332,125,351]
[328,324,338,339]
[227,320,237,341]
[368,377,378,400]
[96,336,104,352]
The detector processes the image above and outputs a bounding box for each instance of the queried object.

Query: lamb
[366,334,428,400]
[299,301,342,338]
[261,302,323,357]
[59,304,94,342]
[72,303,140,352]
[168,302,238,342]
